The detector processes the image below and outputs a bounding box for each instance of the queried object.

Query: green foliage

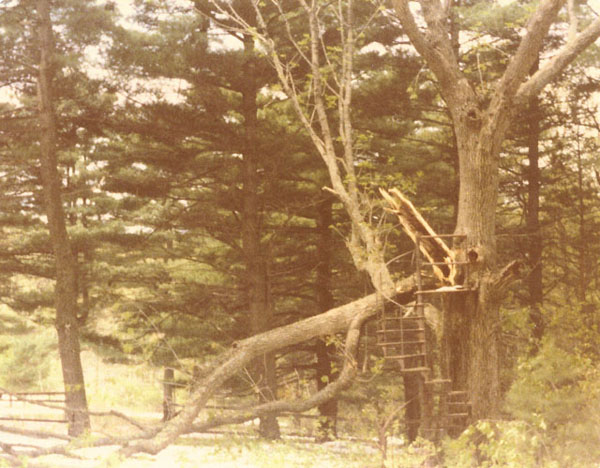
[0,328,55,390]
[501,339,600,466]
[546,299,600,362]
[441,334,600,467]
[338,359,405,441]
[86,362,162,411]
[457,1,528,37]
[507,340,589,423]
[443,420,547,468]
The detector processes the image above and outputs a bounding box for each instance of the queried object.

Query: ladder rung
[416,234,466,239]
[385,353,427,358]
[447,413,470,418]
[416,289,475,294]
[378,340,426,346]
[400,367,431,373]
[378,314,424,319]
[377,317,424,322]
[425,379,451,385]
[375,328,425,333]
[448,391,468,397]
[422,261,471,266]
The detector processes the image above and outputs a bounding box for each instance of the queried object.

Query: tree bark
[241,32,280,439]
[403,375,421,442]
[314,194,338,441]
[450,118,503,418]
[36,0,90,437]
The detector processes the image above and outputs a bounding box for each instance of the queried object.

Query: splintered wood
[380,188,457,285]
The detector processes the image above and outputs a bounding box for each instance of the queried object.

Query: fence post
[163,367,176,421]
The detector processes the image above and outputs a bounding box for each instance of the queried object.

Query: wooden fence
[0,391,67,423]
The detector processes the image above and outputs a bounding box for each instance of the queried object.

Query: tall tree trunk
[36,0,90,436]
[314,194,338,441]
[241,33,280,439]
[448,114,505,419]
[525,84,544,345]
[576,131,588,302]
[403,375,422,442]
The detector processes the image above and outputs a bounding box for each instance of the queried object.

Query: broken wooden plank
[380,188,457,284]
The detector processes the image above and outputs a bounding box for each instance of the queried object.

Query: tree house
[377,189,475,437]
[376,233,473,436]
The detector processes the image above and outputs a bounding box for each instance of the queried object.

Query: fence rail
[0,391,67,423]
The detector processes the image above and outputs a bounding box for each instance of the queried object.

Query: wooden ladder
[376,302,430,374]
[423,380,472,437]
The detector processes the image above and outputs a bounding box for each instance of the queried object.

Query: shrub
[442,420,548,468]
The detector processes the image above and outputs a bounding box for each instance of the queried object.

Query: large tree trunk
[403,375,422,442]
[241,33,280,439]
[314,194,338,441]
[575,131,588,303]
[36,0,90,437]
[449,114,506,419]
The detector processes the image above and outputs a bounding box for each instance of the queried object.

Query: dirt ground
[1,428,385,468]
[0,399,384,467]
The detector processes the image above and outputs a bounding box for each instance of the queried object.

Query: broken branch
[380,188,457,284]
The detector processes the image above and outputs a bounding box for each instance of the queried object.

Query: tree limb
[189,308,364,433]
[567,0,579,42]
[392,0,475,109]
[119,274,416,456]
[0,424,70,442]
[494,0,565,103]
[87,409,149,432]
[381,188,456,284]
[516,16,600,104]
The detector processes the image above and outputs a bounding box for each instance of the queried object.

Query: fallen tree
[0,289,399,465]
[0,271,424,464]
[119,275,417,455]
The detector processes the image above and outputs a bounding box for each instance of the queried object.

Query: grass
[171,434,382,468]
[82,351,163,413]
[0,323,408,466]
[32,433,390,468]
